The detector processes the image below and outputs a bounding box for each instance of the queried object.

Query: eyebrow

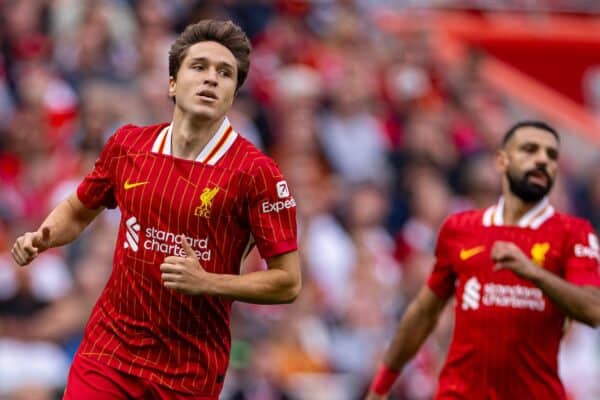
[187,57,234,70]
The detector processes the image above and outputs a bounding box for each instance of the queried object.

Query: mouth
[196,90,218,101]
[526,170,550,187]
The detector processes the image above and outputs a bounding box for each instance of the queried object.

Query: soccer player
[366,121,600,400]
[11,20,301,399]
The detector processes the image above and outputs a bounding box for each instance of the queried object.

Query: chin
[187,106,219,120]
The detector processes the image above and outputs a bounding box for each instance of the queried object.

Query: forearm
[527,267,600,327]
[39,194,102,248]
[206,268,300,304]
[383,287,445,370]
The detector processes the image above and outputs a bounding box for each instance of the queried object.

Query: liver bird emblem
[194,187,220,218]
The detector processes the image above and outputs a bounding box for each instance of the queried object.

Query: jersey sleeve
[563,220,600,287]
[427,217,457,299]
[76,133,120,210]
[245,160,298,259]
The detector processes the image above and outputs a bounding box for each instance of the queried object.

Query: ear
[168,76,176,99]
[495,149,508,174]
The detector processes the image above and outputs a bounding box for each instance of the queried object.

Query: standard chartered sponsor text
[482,283,545,311]
[144,227,211,260]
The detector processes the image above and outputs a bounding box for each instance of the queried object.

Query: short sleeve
[76,134,119,210]
[563,220,600,287]
[245,160,298,259]
[427,218,457,299]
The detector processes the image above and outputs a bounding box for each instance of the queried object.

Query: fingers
[160,263,182,273]
[11,232,42,266]
[491,241,521,262]
[164,256,185,264]
[180,235,196,258]
[161,273,182,282]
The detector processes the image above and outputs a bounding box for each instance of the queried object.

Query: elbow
[281,276,302,304]
[580,307,600,328]
[588,311,600,328]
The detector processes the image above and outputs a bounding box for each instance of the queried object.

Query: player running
[367,121,600,400]
[12,19,300,400]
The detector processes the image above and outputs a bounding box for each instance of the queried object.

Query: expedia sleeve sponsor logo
[574,233,600,261]
[261,198,296,213]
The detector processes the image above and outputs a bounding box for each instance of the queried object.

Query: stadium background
[1,1,600,399]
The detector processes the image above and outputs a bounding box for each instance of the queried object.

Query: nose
[203,67,218,86]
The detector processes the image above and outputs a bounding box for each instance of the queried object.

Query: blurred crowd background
[1,1,600,399]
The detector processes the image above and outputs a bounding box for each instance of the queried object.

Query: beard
[506,167,553,203]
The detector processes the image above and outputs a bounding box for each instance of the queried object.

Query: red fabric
[370,364,400,395]
[64,354,216,399]
[75,123,298,396]
[427,209,600,399]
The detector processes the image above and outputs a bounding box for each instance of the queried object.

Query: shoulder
[231,136,283,177]
[108,123,168,149]
[551,212,595,234]
[442,209,486,232]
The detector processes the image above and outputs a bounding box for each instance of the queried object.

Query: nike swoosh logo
[460,246,485,261]
[124,180,149,190]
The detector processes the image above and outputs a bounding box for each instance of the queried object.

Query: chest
[448,226,566,283]
[114,153,244,222]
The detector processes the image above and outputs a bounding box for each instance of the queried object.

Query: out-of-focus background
[1,1,600,399]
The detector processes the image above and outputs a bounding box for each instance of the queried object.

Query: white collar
[483,196,554,229]
[151,117,238,165]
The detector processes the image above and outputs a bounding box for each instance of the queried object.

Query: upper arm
[563,221,600,287]
[245,160,298,259]
[265,250,301,300]
[427,219,457,299]
[266,250,300,269]
[415,285,450,316]
[77,133,120,210]
[265,251,301,279]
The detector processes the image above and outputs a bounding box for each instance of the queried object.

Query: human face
[168,41,238,121]
[497,127,559,203]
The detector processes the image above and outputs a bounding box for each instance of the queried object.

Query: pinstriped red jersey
[76,118,297,397]
[427,197,600,400]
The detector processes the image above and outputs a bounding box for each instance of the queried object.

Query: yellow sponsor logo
[124,180,149,190]
[531,242,550,266]
[194,187,220,218]
[460,246,486,261]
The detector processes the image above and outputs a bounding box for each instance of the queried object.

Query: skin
[168,41,237,160]
[366,127,600,400]
[12,40,301,305]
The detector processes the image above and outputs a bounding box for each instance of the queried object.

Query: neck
[501,192,542,226]
[171,109,225,160]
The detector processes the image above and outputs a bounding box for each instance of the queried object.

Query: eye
[521,144,537,153]
[192,64,205,71]
[547,149,559,160]
[218,69,232,77]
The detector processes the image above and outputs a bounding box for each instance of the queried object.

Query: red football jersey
[427,197,600,400]
[76,119,297,397]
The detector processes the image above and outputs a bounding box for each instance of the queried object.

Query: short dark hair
[502,120,560,147]
[168,20,251,91]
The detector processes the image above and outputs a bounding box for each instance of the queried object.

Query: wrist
[370,364,400,395]
[199,272,218,296]
[523,261,544,282]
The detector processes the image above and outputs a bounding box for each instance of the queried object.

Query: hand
[365,391,388,400]
[160,236,211,295]
[11,227,51,266]
[491,241,536,279]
